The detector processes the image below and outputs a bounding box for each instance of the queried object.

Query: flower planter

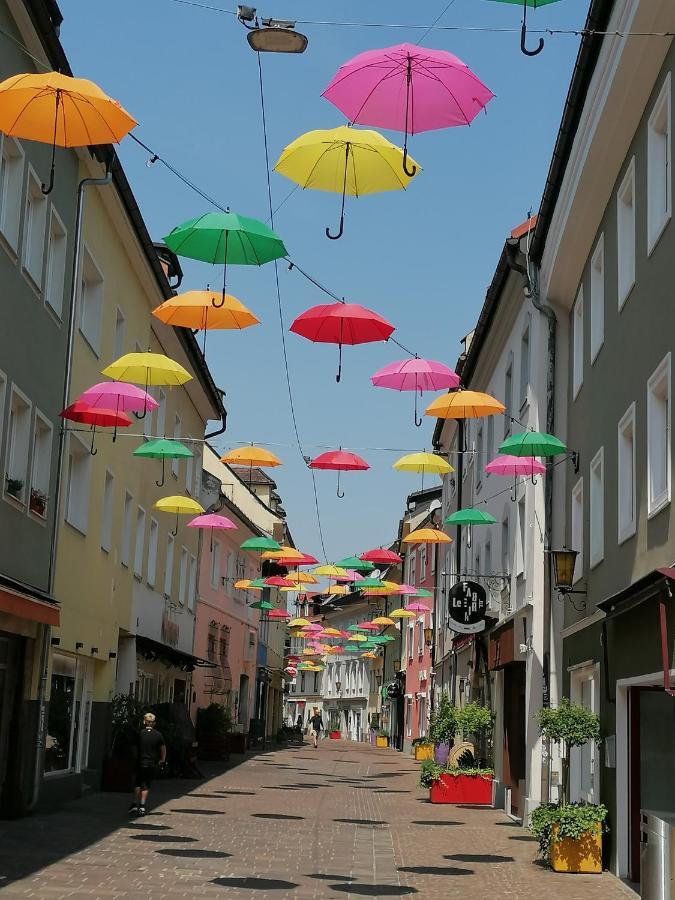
[550,824,602,874]
[434,741,450,765]
[329,730,341,740]
[376,736,389,748]
[414,743,434,761]
[429,772,493,805]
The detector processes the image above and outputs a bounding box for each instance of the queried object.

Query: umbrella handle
[325,217,344,240]
[41,90,60,195]
[171,513,179,537]
[326,143,349,240]
[212,294,225,308]
[156,457,165,488]
[511,477,517,503]
[402,147,417,178]
[336,471,345,499]
[90,424,98,457]
[520,2,544,56]
[336,342,343,384]
[414,391,423,427]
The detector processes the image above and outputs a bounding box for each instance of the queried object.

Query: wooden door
[503,663,527,818]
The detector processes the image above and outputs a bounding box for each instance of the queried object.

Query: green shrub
[428,692,457,744]
[419,759,494,789]
[412,736,433,746]
[196,703,232,739]
[535,698,600,806]
[530,803,608,860]
[457,701,493,737]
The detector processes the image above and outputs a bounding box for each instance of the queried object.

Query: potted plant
[428,691,457,764]
[29,488,48,516]
[5,476,24,501]
[530,698,605,874]
[196,703,232,760]
[411,736,434,761]
[420,759,495,805]
[329,728,342,739]
[376,729,389,748]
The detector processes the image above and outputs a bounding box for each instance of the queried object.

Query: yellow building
[45,150,224,803]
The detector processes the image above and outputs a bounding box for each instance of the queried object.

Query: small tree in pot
[428,692,457,765]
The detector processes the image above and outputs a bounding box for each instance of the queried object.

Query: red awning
[0,586,60,626]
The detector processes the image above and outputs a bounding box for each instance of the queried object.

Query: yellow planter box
[414,743,434,761]
[550,824,602,874]
[376,736,388,748]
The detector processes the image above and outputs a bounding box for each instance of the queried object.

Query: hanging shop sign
[448,580,487,634]
[386,681,402,699]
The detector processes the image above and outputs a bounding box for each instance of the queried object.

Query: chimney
[272,522,285,544]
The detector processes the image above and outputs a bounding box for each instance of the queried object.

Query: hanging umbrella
[154,495,204,536]
[371,358,461,425]
[262,546,307,564]
[0,71,136,194]
[372,634,396,643]
[264,576,296,588]
[288,617,310,627]
[290,302,394,382]
[322,43,493,176]
[187,512,236,551]
[335,555,374,572]
[327,584,350,596]
[313,564,350,578]
[322,627,343,637]
[412,588,433,599]
[163,212,287,305]
[371,616,395,626]
[485,0,562,56]
[274,125,420,240]
[269,608,292,620]
[240,536,281,552]
[249,578,266,590]
[152,290,260,354]
[308,449,370,498]
[425,390,505,420]
[362,651,379,659]
[234,579,252,590]
[221,445,282,486]
[78,382,158,438]
[498,431,567,457]
[486,453,547,500]
[286,572,318,585]
[133,439,193,487]
[349,633,368,643]
[445,508,497,526]
[390,608,416,619]
[354,577,387,590]
[402,527,451,544]
[336,570,365,583]
[60,401,131,456]
[291,552,320,566]
[398,584,419,595]
[356,622,380,631]
[405,601,430,613]
[360,548,402,565]
[250,599,275,611]
[102,352,192,419]
[393,452,453,481]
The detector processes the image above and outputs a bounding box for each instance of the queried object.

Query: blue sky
[59,0,588,562]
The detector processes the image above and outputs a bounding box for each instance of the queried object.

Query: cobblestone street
[0,742,632,899]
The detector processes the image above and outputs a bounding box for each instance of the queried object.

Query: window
[504,354,513,437]
[23,170,47,287]
[192,446,202,498]
[571,478,584,584]
[179,547,188,605]
[300,673,306,693]
[0,136,24,251]
[617,158,636,309]
[501,511,510,576]
[189,555,197,612]
[79,248,104,354]
[517,496,526,577]
[185,438,194,494]
[409,550,416,588]
[486,413,494,470]
[211,540,221,587]
[120,491,133,566]
[133,507,146,577]
[147,518,159,586]
[589,448,604,568]
[101,470,114,552]
[64,435,91,534]
[5,386,31,503]
[313,672,320,693]
[406,697,413,738]
[520,318,530,408]
[618,403,636,543]
[44,653,89,774]
[164,534,175,597]
[417,620,424,655]
[431,541,436,575]
[408,622,414,660]
[30,413,52,518]
[113,308,125,359]
[45,209,67,318]
[590,235,604,363]
[420,544,427,581]
[172,415,181,476]
[647,353,671,516]
[156,389,167,439]
[572,288,584,398]
[476,423,484,491]
[647,73,671,254]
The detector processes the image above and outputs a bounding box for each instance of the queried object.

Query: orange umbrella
[425,390,505,420]
[221,445,281,485]
[152,290,259,355]
[402,527,452,545]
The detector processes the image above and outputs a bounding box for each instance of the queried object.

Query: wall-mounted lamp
[91,647,99,655]
[50,637,60,646]
[75,642,83,650]
[108,651,117,659]
[549,547,587,610]
[424,627,433,647]
[393,660,401,673]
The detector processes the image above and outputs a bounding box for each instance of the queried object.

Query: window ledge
[44,300,64,328]
[647,213,671,258]
[78,327,100,360]
[589,554,604,571]
[648,494,671,520]
[617,525,636,546]
[21,265,42,299]
[0,229,19,265]
[3,491,26,513]
[28,508,48,527]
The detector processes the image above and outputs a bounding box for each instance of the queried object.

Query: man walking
[129,712,166,817]
[308,708,323,749]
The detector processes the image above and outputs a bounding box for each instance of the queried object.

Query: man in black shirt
[309,708,323,749]
[129,713,166,816]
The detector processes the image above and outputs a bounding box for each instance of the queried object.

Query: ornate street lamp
[393,660,401,673]
[424,627,433,647]
[549,547,586,610]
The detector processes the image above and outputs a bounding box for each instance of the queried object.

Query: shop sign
[386,681,402,699]
[162,613,179,647]
[448,580,487,634]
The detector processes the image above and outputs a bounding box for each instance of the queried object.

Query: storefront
[489,620,526,819]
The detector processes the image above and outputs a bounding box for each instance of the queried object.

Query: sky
[58,0,589,563]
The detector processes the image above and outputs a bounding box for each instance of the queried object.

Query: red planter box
[329,731,341,740]
[430,773,493,805]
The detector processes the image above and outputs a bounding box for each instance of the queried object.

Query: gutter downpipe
[506,238,556,806]
[31,160,113,812]
[451,419,464,706]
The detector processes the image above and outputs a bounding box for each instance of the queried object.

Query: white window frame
[179,546,188,606]
[647,73,672,256]
[519,315,531,409]
[590,234,604,363]
[617,157,636,310]
[64,433,91,535]
[647,352,671,517]
[572,288,584,399]
[5,384,32,506]
[0,135,24,254]
[44,207,68,320]
[189,554,197,612]
[120,491,133,567]
[113,307,125,360]
[164,534,175,598]
[589,448,604,569]
[517,495,526,577]
[133,506,146,578]
[571,478,584,585]
[147,518,159,586]
[569,663,600,805]
[211,540,221,588]
[617,403,637,544]
[29,410,53,519]
[100,469,114,552]
[78,245,104,356]
[22,166,47,289]
[504,353,513,437]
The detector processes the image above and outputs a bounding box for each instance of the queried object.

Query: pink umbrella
[356,622,380,631]
[78,381,158,432]
[398,584,418,595]
[187,513,236,551]
[485,454,546,500]
[336,570,364,583]
[405,602,430,613]
[322,43,494,176]
[309,449,370,499]
[301,623,323,633]
[371,358,460,426]
[265,576,296,588]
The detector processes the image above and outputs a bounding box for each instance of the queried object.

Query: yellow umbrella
[154,495,204,536]
[102,352,191,389]
[274,125,420,240]
[349,634,368,643]
[390,608,416,619]
[371,616,395,627]
[221,446,282,468]
[322,627,343,636]
[262,545,304,562]
[362,651,378,659]
[234,579,252,590]
[152,291,259,354]
[327,584,349,596]
[288,618,310,627]
[393,452,453,475]
[313,565,348,578]
[286,572,318,585]
[302,648,320,656]
[425,390,505,420]
[403,527,452,545]
[0,71,136,194]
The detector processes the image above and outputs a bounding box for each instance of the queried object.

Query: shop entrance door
[0,632,24,815]
[503,662,526,818]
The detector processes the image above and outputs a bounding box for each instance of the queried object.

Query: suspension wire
[415,0,458,46]
[285,259,343,303]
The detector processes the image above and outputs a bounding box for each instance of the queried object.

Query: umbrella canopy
[153,290,259,353]
[393,452,453,475]
[412,588,433,599]
[498,431,567,458]
[402,528,452,544]
[187,513,236,552]
[362,651,379,659]
[371,616,395,626]
[485,0,563,56]
[275,125,419,240]
[60,401,131,456]
[390,608,416,619]
[398,584,418,595]
[268,608,292,619]
[327,584,350,596]
[309,449,370,498]
[405,601,430,613]
[349,633,368,643]
[234,579,252,590]
[134,438,193,487]
[337,570,365,583]
[221,446,282,468]
[486,454,546,476]
[292,552,320,566]
[290,302,394,382]
[262,546,306,563]
[371,357,461,425]
[360,548,402,565]
[445,508,497,526]
[356,622,380,631]
[322,627,343,637]
[250,599,275,611]
[0,71,136,194]
[313,564,349,578]
[154,495,204,536]
[102,352,191,388]
[288,618,310,627]
[335,555,374,572]
[354,577,387,590]
[286,572,318,585]
[264,576,296,588]
[425,390,505,420]
[248,579,266,591]
[240,536,281,552]
[322,43,493,175]
[79,382,158,414]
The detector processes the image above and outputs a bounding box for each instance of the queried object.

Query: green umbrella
[249,578,267,588]
[250,599,274,610]
[412,588,433,599]
[347,624,367,633]
[369,635,395,643]
[499,430,567,458]
[240,536,281,552]
[163,212,288,304]
[360,642,378,649]
[445,508,497,526]
[133,438,193,487]
[344,644,361,652]
[354,578,386,590]
[485,0,562,57]
[336,555,375,572]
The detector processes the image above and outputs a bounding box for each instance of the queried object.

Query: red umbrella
[309,449,369,498]
[264,576,296,588]
[290,301,394,382]
[360,548,403,565]
[60,401,132,456]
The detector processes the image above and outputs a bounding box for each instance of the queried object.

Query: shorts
[135,765,156,790]
[309,728,318,739]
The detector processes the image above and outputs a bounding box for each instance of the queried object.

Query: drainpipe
[451,419,464,706]
[31,159,114,813]
[205,389,227,440]
[505,238,557,806]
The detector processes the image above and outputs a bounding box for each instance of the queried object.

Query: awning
[598,567,675,618]
[136,634,216,670]
[0,582,59,626]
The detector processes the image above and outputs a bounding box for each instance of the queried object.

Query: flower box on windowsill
[429,772,493,805]
[5,476,24,504]
[29,488,48,518]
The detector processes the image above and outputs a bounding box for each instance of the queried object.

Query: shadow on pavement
[213,876,299,889]
[410,820,462,826]
[445,853,515,863]
[157,848,231,858]
[333,818,388,826]
[330,884,418,896]
[307,873,355,882]
[398,865,474,876]
[170,808,225,815]
[251,813,304,820]
[130,834,198,843]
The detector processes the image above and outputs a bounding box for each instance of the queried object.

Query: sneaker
[137,806,146,817]
[128,804,138,816]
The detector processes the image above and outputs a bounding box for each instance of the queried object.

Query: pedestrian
[308,707,323,749]
[129,712,166,817]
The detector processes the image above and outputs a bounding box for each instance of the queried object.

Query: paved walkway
[0,741,633,899]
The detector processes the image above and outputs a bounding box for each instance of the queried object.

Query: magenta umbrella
[322,43,494,176]
[187,512,236,552]
[78,381,158,439]
[398,584,418,595]
[485,454,546,500]
[371,357,460,426]
[405,601,431,613]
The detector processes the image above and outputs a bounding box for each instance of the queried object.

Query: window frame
[617,157,636,310]
[617,403,637,544]
[22,165,47,290]
[647,72,672,256]
[64,432,91,535]
[0,134,25,255]
[572,287,584,399]
[78,244,105,356]
[133,506,146,579]
[100,469,114,552]
[589,447,605,569]
[29,409,53,520]
[147,517,159,586]
[571,477,584,585]
[120,491,133,567]
[519,315,531,410]
[590,234,604,363]
[647,352,671,517]
[4,383,32,507]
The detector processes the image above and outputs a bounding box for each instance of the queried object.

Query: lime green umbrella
[354,578,386,590]
[347,624,367,633]
[344,644,361,652]
[133,438,193,487]
[163,212,288,304]
[249,578,267,589]
[412,588,433,599]
[336,555,375,572]
[360,642,378,649]
[499,431,567,458]
[445,508,497,526]
[250,599,275,611]
[369,634,395,643]
[486,0,562,56]
[241,536,281,552]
